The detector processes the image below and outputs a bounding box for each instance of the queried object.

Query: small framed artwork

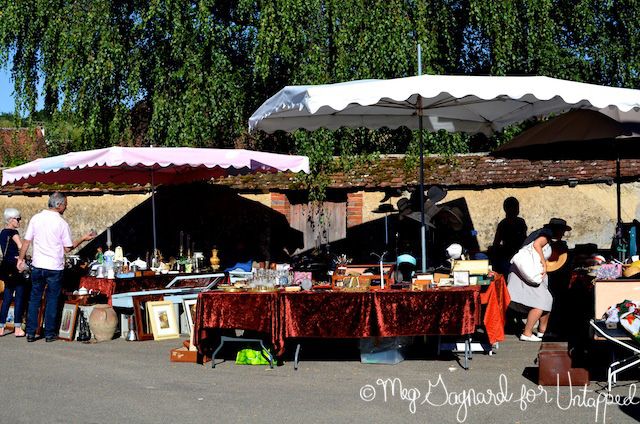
[416,273,434,282]
[147,300,180,341]
[453,270,470,286]
[183,298,198,351]
[58,302,79,341]
[182,298,198,334]
[438,278,454,287]
[132,294,163,341]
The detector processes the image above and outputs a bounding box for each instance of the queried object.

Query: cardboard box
[170,347,211,364]
[452,260,490,275]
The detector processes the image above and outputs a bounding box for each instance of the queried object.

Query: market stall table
[194,291,279,367]
[78,274,225,337]
[78,275,176,304]
[194,286,481,369]
[78,274,222,305]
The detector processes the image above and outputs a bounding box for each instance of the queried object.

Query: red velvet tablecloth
[78,277,116,304]
[194,287,480,357]
[78,275,176,305]
[194,291,279,354]
[279,291,375,339]
[372,288,479,336]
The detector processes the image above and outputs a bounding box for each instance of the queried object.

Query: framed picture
[453,270,470,286]
[438,278,454,287]
[183,298,198,351]
[182,298,198,334]
[58,302,79,341]
[132,294,163,341]
[147,300,179,341]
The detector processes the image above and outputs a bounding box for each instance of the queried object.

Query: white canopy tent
[249,74,640,270]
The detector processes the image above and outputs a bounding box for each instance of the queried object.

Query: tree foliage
[1,0,640,163]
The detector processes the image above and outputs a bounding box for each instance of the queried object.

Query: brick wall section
[347,191,363,228]
[270,192,290,222]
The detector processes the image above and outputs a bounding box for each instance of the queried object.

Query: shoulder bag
[510,242,544,287]
[0,232,21,283]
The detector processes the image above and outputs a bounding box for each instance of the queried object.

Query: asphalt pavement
[0,333,638,424]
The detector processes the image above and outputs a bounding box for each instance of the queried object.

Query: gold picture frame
[58,301,79,341]
[147,300,180,341]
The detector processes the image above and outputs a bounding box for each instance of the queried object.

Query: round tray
[219,286,248,293]
[248,286,278,293]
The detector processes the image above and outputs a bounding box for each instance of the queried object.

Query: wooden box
[331,264,393,289]
[452,260,490,275]
[170,347,211,364]
[538,342,589,386]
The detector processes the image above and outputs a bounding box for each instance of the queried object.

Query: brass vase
[210,248,220,271]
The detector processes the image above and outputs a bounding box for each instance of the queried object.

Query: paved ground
[0,333,638,424]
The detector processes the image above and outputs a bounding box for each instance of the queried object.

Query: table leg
[463,337,471,370]
[211,337,227,368]
[294,343,301,370]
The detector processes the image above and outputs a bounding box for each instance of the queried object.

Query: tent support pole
[151,171,157,255]
[418,95,427,273]
[616,155,622,224]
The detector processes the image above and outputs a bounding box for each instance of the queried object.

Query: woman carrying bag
[507,218,571,342]
[0,208,26,337]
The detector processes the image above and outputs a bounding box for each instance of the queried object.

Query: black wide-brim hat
[543,217,572,232]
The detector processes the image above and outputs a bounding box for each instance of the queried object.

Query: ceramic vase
[89,304,118,342]
[210,248,220,271]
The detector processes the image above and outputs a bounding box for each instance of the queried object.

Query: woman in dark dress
[0,208,25,337]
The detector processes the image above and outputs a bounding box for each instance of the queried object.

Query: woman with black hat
[507,217,571,342]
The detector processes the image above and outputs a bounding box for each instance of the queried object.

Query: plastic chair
[590,319,640,390]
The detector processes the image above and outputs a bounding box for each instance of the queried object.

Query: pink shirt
[24,209,73,271]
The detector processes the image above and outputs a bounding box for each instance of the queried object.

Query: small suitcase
[538,342,590,386]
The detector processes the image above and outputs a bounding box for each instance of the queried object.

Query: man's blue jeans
[26,267,63,338]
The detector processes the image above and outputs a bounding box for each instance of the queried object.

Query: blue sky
[0,61,44,114]
[0,66,15,113]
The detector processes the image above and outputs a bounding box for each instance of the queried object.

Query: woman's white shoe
[519,333,542,342]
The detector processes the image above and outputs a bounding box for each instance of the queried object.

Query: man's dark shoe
[26,335,36,342]
[45,336,57,343]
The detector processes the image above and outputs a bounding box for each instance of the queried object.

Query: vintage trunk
[538,342,590,386]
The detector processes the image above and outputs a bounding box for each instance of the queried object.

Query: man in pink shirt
[17,192,95,342]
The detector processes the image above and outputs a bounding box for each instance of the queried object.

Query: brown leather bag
[538,342,590,386]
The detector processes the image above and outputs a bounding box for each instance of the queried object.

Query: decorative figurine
[95,247,104,264]
[210,247,220,271]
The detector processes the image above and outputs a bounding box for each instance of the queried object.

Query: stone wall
[0,194,149,253]
[363,182,640,250]
[2,182,638,261]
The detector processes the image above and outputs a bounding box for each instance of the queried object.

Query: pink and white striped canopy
[2,146,309,186]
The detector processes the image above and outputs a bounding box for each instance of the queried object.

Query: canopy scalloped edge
[249,75,640,134]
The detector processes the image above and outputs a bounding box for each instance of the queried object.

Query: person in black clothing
[491,197,528,274]
[0,208,26,337]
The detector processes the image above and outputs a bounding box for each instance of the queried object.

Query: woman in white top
[507,218,571,342]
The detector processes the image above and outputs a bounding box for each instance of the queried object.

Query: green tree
[1,0,640,164]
